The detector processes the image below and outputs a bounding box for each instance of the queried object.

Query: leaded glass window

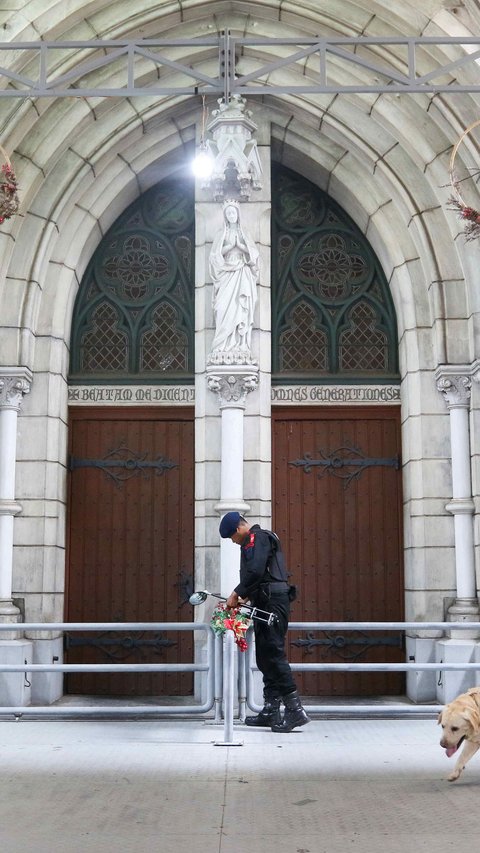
[279,302,329,372]
[272,165,398,381]
[70,178,194,382]
[80,302,129,372]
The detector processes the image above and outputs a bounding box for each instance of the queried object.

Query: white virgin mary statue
[209,200,259,362]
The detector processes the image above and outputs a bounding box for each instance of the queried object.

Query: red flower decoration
[210,603,251,651]
[0,159,19,224]
[447,194,480,242]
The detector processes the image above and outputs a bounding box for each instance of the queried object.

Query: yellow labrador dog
[438,687,480,781]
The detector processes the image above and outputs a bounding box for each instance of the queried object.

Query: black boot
[271,690,310,732]
[245,695,281,727]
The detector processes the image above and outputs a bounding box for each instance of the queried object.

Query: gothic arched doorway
[271,165,404,696]
[66,178,195,696]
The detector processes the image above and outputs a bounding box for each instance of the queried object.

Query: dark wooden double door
[67,404,403,698]
[273,406,404,696]
[66,407,194,696]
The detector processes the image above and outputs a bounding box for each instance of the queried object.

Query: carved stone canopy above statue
[202,95,263,202]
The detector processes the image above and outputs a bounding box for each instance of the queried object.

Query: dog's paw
[447,770,461,782]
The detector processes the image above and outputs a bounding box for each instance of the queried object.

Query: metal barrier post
[214,630,242,746]
[237,643,246,723]
[214,633,223,724]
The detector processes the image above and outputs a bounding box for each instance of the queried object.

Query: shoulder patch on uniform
[243,532,256,559]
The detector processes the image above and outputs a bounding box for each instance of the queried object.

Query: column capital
[206,363,259,409]
[0,367,32,412]
[435,365,472,409]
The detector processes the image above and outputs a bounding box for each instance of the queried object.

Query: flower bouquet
[210,602,251,652]
[447,121,480,243]
[447,194,480,242]
[0,155,19,225]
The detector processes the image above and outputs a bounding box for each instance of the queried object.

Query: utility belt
[254,580,297,603]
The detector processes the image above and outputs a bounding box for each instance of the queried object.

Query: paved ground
[1,716,480,853]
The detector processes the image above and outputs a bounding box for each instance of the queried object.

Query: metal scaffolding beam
[1,33,480,98]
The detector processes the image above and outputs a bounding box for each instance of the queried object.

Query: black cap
[219,511,242,538]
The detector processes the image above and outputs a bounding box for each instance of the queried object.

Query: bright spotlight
[192,146,214,179]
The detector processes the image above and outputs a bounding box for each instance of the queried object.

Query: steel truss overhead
[1,33,480,98]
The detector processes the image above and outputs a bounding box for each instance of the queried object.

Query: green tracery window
[272,165,398,382]
[70,178,194,383]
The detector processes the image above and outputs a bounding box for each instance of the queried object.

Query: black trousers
[252,591,296,697]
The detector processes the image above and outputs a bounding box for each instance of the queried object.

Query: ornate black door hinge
[289,445,400,488]
[64,632,177,661]
[69,440,178,487]
[291,630,403,661]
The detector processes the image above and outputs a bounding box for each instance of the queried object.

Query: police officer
[220,511,310,732]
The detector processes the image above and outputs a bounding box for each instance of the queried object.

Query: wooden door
[66,407,194,696]
[273,406,404,696]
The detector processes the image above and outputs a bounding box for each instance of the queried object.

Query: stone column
[197,94,267,605]
[436,367,479,629]
[0,368,32,628]
[0,368,33,706]
[207,364,259,595]
[435,366,480,703]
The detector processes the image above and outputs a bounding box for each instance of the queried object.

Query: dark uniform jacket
[234,524,289,600]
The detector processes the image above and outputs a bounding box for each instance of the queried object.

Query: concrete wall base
[435,638,478,704]
[30,637,64,705]
[0,639,33,706]
[405,636,437,702]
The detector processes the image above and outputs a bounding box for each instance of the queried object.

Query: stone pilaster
[207,363,259,596]
[436,365,479,637]
[0,368,32,633]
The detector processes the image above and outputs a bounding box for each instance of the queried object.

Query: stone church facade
[0,0,480,706]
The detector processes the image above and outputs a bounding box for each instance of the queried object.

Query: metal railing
[244,621,480,717]
[0,621,215,717]
[1,619,480,723]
